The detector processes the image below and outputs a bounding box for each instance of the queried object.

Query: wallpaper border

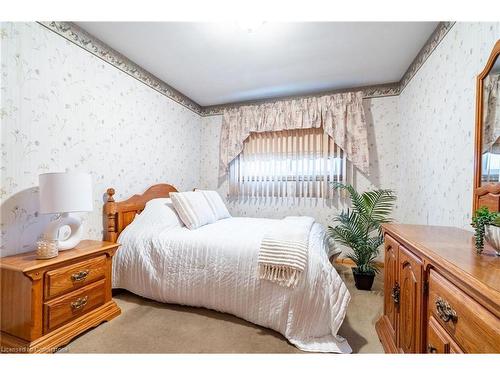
[39,21,455,117]
[201,82,401,116]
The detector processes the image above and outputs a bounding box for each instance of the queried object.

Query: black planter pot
[352,268,375,291]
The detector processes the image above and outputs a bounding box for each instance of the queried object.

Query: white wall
[397,22,500,229]
[0,22,202,256]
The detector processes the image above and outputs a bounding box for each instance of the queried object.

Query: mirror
[474,40,500,212]
[481,57,500,184]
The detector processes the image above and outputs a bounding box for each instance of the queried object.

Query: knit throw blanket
[258,216,315,288]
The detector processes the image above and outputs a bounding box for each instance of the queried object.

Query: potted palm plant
[329,183,396,291]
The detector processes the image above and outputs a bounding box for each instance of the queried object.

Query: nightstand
[0,240,121,353]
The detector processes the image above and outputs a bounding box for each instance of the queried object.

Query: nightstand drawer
[44,255,106,299]
[43,279,106,332]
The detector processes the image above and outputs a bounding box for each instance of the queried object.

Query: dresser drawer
[44,255,106,299]
[427,316,463,353]
[428,270,500,353]
[43,279,106,332]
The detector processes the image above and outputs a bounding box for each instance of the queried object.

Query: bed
[104,184,351,353]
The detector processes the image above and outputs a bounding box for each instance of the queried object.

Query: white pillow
[145,197,172,208]
[133,198,184,228]
[195,189,231,220]
[170,191,216,229]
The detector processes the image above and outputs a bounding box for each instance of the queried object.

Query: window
[228,127,346,199]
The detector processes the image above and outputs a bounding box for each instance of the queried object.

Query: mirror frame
[473,39,500,213]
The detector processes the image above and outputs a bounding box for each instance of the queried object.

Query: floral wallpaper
[397,22,500,229]
[199,96,401,240]
[0,22,202,256]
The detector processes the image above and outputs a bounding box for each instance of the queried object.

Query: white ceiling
[76,22,438,106]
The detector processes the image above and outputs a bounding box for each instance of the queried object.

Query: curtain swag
[219,91,369,179]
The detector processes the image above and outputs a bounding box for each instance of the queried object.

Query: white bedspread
[112,215,351,353]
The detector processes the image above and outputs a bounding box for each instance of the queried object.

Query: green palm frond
[366,235,384,252]
[330,183,396,274]
[332,182,368,218]
[362,189,397,225]
[329,211,365,243]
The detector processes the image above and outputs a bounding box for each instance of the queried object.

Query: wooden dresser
[0,240,121,353]
[376,224,500,354]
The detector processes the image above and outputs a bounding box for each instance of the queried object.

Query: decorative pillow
[170,192,217,229]
[195,189,231,220]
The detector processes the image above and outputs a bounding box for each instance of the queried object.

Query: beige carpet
[62,264,383,353]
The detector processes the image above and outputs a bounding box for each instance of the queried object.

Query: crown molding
[37,21,455,117]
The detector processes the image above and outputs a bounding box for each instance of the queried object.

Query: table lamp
[39,172,93,251]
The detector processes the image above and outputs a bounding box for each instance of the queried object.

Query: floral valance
[219,91,369,179]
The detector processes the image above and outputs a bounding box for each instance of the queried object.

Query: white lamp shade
[39,172,93,214]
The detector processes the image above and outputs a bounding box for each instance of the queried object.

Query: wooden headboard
[103,183,178,242]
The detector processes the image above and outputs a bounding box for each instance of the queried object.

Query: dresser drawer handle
[427,344,437,353]
[70,296,88,310]
[391,283,400,304]
[435,297,458,323]
[71,270,90,282]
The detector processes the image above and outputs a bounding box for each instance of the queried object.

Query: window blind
[228,127,347,199]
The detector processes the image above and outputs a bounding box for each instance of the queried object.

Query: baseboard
[335,257,384,269]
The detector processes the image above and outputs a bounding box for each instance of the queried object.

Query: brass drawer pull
[71,269,90,282]
[391,283,400,304]
[435,297,458,323]
[70,296,88,310]
[427,344,437,353]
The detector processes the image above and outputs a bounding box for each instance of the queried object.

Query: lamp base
[43,213,83,251]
